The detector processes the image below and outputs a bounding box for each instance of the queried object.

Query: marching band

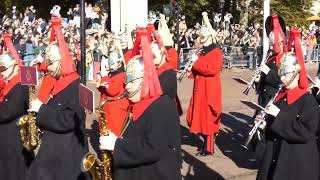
[0,4,319,180]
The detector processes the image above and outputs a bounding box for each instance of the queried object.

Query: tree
[271,0,313,27]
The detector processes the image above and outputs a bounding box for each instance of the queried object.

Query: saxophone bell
[81,152,103,180]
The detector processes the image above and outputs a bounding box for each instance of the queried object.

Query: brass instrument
[178,47,203,82]
[242,85,283,149]
[17,86,41,151]
[243,50,273,95]
[81,92,127,180]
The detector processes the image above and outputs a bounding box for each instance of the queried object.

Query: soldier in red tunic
[99,27,181,180]
[186,12,223,156]
[97,41,130,137]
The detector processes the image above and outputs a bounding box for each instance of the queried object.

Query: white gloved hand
[254,74,261,83]
[28,98,43,113]
[259,64,270,75]
[255,114,266,130]
[265,104,280,117]
[101,82,109,89]
[99,131,118,151]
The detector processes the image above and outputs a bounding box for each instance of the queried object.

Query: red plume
[134,28,162,99]
[2,33,23,66]
[288,28,308,89]
[271,14,287,54]
[147,24,170,61]
[49,17,76,76]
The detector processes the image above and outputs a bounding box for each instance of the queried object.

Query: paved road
[84,63,319,180]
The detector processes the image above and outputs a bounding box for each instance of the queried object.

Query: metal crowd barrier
[305,45,320,63]
[178,46,258,69]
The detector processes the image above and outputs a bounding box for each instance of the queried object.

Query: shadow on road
[182,149,225,180]
[180,125,201,149]
[215,112,257,169]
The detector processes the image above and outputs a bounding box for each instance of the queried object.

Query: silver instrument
[178,47,203,82]
[242,85,283,149]
[243,50,273,95]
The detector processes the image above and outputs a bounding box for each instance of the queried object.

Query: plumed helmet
[108,50,123,67]
[0,53,16,71]
[278,52,300,77]
[45,43,61,64]
[157,13,174,47]
[125,56,144,84]
[50,5,61,18]
[265,14,286,37]
[265,14,287,53]
[200,11,215,38]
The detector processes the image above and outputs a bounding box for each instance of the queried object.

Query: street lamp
[220,0,225,14]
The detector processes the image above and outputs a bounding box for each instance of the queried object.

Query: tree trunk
[239,0,251,26]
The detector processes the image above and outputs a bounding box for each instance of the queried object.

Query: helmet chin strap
[128,81,143,98]
[284,70,299,88]
[52,61,61,79]
[3,64,17,82]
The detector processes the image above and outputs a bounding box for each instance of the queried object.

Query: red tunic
[35,61,57,104]
[186,48,223,153]
[166,48,179,70]
[98,72,130,136]
[0,75,4,97]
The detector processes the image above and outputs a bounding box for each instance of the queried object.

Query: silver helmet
[108,50,123,68]
[125,56,144,84]
[45,43,61,65]
[278,52,300,77]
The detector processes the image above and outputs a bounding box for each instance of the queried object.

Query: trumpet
[243,50,273,95]
[178,47,203,82]
[242,85,283,149]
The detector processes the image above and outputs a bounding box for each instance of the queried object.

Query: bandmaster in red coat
[186,12,223,155]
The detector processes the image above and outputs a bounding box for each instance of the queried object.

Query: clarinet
[243,50,273,95]
[178,47,203,82]
[242,85,283,149]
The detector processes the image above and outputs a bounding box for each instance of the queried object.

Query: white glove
[99,131,118,151]
[35,54,44,63]
[265,104,280,117]
[255,114,266,130]
[254,74,261,83]
[101,82,109,89]
[259,64,270,75]
[28,98,43,113]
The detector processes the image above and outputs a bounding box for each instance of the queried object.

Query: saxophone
[81,92,127,180]
[17,86,41,151]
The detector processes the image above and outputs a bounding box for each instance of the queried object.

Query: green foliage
[271,0,313,27]
[0,0,314,28]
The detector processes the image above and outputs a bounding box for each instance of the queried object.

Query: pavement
[84,63,319,180]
